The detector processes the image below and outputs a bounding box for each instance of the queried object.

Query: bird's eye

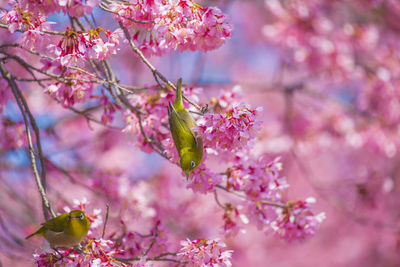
[79,213,84,220]
[190,160,196,169]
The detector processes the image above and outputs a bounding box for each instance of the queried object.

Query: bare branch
[0,63,55,219]
[0,23,65,35]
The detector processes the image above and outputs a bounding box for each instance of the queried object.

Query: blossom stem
[118,22,203,111]
[102,204,110,239]
[216,184,289,209]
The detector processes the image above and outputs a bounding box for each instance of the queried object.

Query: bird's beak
[185,172,190,181]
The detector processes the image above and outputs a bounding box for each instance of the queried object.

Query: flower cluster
[155,2,233,52]
[110,0,232,55]
[216,156,325,242]
[32,239,127,267]
[45,69,96,107]
[108,0,156,30]
[186,164,222,194]
[228,156,288,202]
[118,221,171,259]
[98,93,120,124]
[196,104,263,156]
[208,85,243,113]
[49,27,122,66]
[357,66,400,128]
[16,0,100,17]
[0,79,11,113]
[0,3,54,49]
[179,238,233,267]
[0,5,47,33]
[0,118,27,151]
[222,203,247,237]
[270,198,326,242]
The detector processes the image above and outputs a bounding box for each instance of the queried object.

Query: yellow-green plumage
[168,78,203,178]
[26,210,90,248]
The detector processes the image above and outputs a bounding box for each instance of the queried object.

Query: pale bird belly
[44,230,84,248]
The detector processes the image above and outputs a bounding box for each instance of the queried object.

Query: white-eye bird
[25,210,90,248]
[168,78,203,179]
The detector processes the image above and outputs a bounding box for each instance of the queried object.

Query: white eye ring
[190,161,196,168]
[79,213,84,220]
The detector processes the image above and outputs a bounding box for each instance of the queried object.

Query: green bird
[26,210,90,248]
[168,78,203,179]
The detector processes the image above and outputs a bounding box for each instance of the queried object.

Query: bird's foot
[201,104,209,115]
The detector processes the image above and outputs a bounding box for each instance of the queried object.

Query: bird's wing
[177,109,197,129]
[168,102,197,152]
[41,213,68,232]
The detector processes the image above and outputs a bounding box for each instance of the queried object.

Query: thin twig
[118,22,203,111]
[83,15,95,29]
[215,184,289,209]
[94,50,168,159]
[102,205,110,239]
[67,106,123,130]
[214,190,226,209]
[143,224,158,256]
[0,23,65,35]
[115,253,181,264]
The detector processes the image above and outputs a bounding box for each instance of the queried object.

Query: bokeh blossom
[271,199,326,242]
[179,238,233,267]
[0,118,27,151]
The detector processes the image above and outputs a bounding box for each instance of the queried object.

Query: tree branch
[118,22,203,112]
[0,63,55,220]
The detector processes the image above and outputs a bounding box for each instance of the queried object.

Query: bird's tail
[25,228,43,239]
[25,232,36,239]
[173,78,184,110]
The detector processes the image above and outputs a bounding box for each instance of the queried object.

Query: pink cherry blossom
[186,164,222,194]
[208,85,243,113]
[48,27,122,66]
[14,0,100,17]
[0,79,11,112]
[228,156,288,202]
[222,203,246,237]
[270,198,326,242]
[0,5,47,33]
[179,238,233,267]
[31,239,128,266]
[45,69,96,107]
[0,118,28,151]
[110,0,232,56]
[196,104,263,156]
